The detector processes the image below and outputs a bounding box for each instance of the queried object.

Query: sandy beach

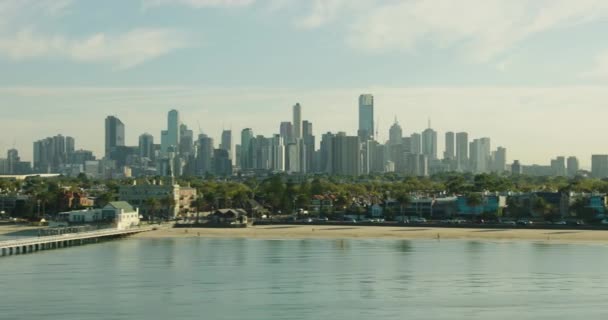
[4,224,608,243]
[130,225,608,243]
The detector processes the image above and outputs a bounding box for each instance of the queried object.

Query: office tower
[280,122,293,144]
[240,128,254,170]
[591,155,608,178]
[293,103,302,140]
[444,132,455,160]
[407,153,428,177]
[302,120,315,173]
[456,132,469,171]
[320,132,335,174]
[511,160,522,175]
[212,149,232,176]
[139,133,154,160]
[285,141,300,173]
[331,134,361,176]
[220,130,232,161]
[410,133,422,154]
[550,156,566,176]
[470,138,491,173]
[196,134,214,175]
[270,134,285,171]
[167,109,180,153]
[105,116,125,157]
[33,134,74,173]
[493,147,507,173]
[567,156,579,177]
[179,124,194,155]
[160,130,169,154]
[7,149,19,174]
[421,125,437,160]
[66,137,75,156]
[358,94,374,141]
[389,117,403,145]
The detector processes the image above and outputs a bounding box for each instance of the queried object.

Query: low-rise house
[309,195,335,215]
[457,194,507,216]
[210,209,248,225]
[369,204,384,217]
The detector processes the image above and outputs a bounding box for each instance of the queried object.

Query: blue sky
[2,0,608,167]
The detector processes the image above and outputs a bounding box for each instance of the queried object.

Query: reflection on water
[2,238,608,320]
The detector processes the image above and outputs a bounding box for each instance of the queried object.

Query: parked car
[410,217,427,223]
[516,219,533,226]
[553,220,567,225]
[343,218,357,223]
[502,220,516,226]
[601,219,608,225]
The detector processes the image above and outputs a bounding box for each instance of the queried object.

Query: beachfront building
[102,201,140,230]
[119,178,197,218]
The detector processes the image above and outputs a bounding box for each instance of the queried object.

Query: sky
[2,0,608,167]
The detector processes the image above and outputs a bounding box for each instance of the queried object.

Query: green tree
[145,198,160,223]
[466,193,483,216]
[395,192,411,222]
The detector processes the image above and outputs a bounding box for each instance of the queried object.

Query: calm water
[1,238,608,320]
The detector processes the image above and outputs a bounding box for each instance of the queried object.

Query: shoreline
[131,225,608,244]
[4,224,608,244]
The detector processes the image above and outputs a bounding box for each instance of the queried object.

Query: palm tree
[192,197,206,224]
[161,196,177,221]
[532,197,553,221]
[395,193,411,222]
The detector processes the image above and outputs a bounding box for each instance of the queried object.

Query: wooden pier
[0,227,152,257]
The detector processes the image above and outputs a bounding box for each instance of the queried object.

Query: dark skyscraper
[105,116,125,157]
[444,132,455,160]
[358,94,374,141]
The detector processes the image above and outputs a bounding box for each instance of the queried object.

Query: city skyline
[3,1,608,167]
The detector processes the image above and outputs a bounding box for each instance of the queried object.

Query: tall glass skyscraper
[105,115,125,157]
[358,94,374,140]
[167,109,180,153]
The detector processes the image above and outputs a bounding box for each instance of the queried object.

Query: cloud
[338,0,608,62]
[0,28,191,69]
[142,0,255,8]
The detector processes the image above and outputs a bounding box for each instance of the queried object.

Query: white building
[102,201,140,230]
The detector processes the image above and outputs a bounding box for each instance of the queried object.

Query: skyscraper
[167,109,180,153]
[591,155,608,178]
[410,133,422,154]
[470,138,491,173]
[550,156,566,176]
[358,94,374,141]
[388,117,403,145]
[302,120,315,173]
[196,134,214,175]
[493,147,507,173]
[444,132,455,160]
[220,130,232,161]
[331,134,361,176]
[456,132,469,171]
[105,116,125,157]
[240,128,254,170]
[421,127,437,160]
[179,124,194,155]
[138,133,154,160]
[293,103,302,140]
[280,122,293,144]
[567,156,579,177]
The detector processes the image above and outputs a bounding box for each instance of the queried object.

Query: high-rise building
[270,134,284,171]
[105,116,125,157]
[331,134,361,176]
[410,133,422,154]
[293,103,302,140]
[279,122,293,144]
[389,117,403,145]
[550,156,566,176]
[591,155,608,178]
[456,132,469,171]
[567,156,579,177]
[470,138,491,173]
[179,124,194,155]
[220,130,232,161]
[444,132,455,160]
[421,127,437,160]
[511,160,522,175]
[302,120,315,173]
[319,132,335,174]
[240,128,254,170]
[7,149,19,174]
[492,147,507,173]
[358,94,374,141]
[33,134,74,173]
[139,133,154,160]
[212,149,232,176]
[167,109,180,153]
[196,134,214,175]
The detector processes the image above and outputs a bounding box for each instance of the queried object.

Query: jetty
[0,227,153,257]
